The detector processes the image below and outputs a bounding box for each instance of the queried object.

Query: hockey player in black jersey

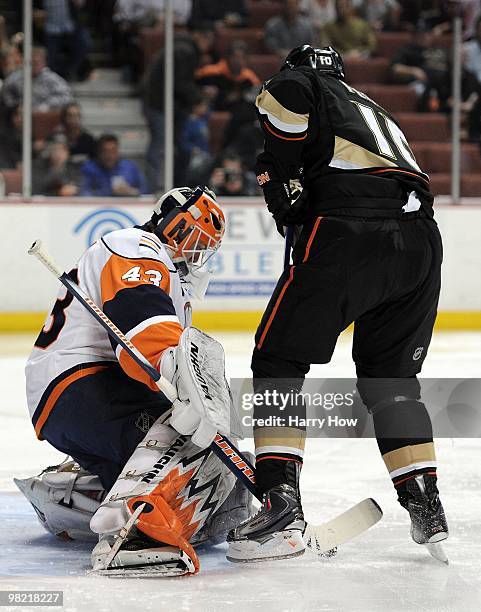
[227,46,448,563]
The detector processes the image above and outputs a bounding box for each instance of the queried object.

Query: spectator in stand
[323,0,376,58]
[1,46,73,110]
[189,0,248,29]
[0,105,22,169]
[221,88,263,172]
[0,15,7,50]
[465,16,481,84]
[399,0,458,33]
[300,0,336,38]
[464,0,481,40]
[84,0,116,53]
[353,0,401,31]
[48,102,96,162]
[142,29,209,190]
[209,151,257,196]
[153,0,193,25]
[113,0,161,82]
[80,134,148,197]
[0,44,22,82]
[196,40,261,111]
[445,48,481,141]
[265,0,315,58]
[390,31,449,112]
[32,134,79,196]
[180,92,212,184]
[36,0,91,81]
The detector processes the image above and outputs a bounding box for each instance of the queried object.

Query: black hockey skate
[397,474,449,563]
[226,483,306,563]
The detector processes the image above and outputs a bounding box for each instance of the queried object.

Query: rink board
[0,197,480,330]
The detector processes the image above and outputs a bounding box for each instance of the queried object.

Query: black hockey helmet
[283,45,345,80]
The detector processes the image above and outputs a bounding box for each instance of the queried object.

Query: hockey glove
[262,180,310,236]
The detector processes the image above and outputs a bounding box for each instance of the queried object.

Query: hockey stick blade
[304,498,383,555]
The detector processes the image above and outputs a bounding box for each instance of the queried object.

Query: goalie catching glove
[160,327,234,448]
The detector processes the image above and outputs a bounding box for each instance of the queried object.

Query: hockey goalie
[17,186,253,576]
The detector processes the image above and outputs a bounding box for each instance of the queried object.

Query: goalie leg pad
[90,417,237,572]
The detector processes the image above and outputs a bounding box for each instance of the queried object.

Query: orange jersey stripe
[303,216,323,263]
[367,167,430,185]
[101,254,171,305]
[118,320,183,391]
[263,121,308,141]
[256,455,303,464]
[257,265,295,350]
[34,365,109,438]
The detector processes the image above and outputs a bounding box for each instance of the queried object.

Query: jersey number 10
[342,83,421,173]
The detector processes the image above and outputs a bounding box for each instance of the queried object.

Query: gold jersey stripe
[382,442,436,473]
[331,135,399,170]
[256,89,309,129]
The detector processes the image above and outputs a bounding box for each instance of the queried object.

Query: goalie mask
[150,186,225,276]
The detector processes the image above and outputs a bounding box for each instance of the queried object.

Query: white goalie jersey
[26,227,191,438]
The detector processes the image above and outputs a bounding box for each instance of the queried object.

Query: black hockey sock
[255,458,302,495]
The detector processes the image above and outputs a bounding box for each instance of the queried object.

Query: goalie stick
[29,239,383,556]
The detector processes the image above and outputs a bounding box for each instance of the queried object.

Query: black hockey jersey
[255,66,434,217]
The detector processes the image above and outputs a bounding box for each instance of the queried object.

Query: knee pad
[356,377,421,414]
[251,348,309,380]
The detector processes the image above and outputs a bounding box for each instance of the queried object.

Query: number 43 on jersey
[122,266,164,287]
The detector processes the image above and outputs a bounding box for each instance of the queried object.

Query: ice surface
[1,332,480,611]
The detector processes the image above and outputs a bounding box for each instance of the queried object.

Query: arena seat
[375,32,412,59]
[410,143,429,170]
[1,169,22,195]
[376,32,452,60]
[428,173,451,196]
[248,54,281,81]
[461,175,481,197]
[460,144,481,173]
[247,1,280,27]
[345,58,389,84]
[426,143,454,173]
[434,33,453,49]
[411,143,481,175]
[393,113,450,142]
[209,112,231,155]
[32,111,62,140]
[359,85,418,112]
[215,28,264,56]
[139,26,188,69]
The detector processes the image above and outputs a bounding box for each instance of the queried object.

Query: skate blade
[425,532,449,564]
[226,529,305,563]
[91,562,190,578]
[304,498,383,556]
[226,548,305,564]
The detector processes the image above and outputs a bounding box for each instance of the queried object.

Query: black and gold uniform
[251,46,443,506]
